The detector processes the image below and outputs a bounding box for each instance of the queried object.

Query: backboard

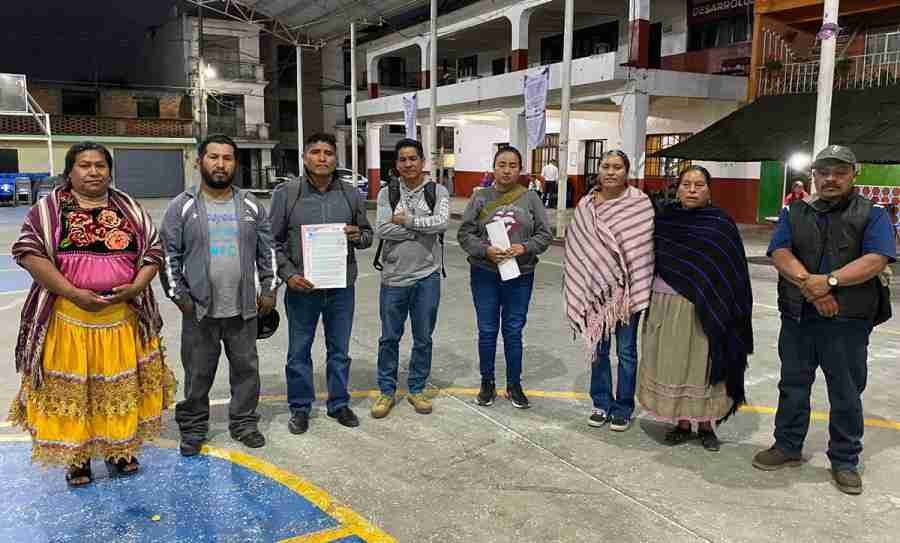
[0,74,28,114]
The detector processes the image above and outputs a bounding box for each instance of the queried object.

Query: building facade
[136,5,279,189]
[333,0,761,223]
[0,81,195,198]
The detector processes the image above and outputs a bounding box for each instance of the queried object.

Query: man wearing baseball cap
[754,145,896,494]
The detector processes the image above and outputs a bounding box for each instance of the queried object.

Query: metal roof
[182,0,440,46]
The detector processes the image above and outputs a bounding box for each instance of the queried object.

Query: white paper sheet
[301,223,348,289]
[486,220,521,281]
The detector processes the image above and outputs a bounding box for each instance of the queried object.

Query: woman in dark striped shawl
[637,166,753,451]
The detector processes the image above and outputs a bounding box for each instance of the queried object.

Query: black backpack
[373,180,446,277]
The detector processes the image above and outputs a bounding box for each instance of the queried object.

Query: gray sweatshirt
[457,187,552,274]
[269,175,373,286]
[375,178,449,287]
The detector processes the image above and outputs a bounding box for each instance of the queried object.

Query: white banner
[402,94,417,139]
[524,67,550,151]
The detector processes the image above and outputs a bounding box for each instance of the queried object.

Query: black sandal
[105,457,140,477]
[66,461,93,487]
[698,430,721,452]
[664,426,694,445]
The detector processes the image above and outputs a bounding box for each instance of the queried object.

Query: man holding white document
[457,146,552,410]
[270,133,373,434]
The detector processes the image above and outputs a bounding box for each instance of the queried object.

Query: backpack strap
[373,180,401,271]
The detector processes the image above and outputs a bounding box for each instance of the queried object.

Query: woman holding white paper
[458,147,553,409]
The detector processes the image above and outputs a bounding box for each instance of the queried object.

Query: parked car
[0,180,14,204]
[335,168,369,198]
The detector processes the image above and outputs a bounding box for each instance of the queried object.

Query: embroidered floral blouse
[56,190,138,292]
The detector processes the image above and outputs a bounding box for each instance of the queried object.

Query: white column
[429,0,439,170]
[813,0,840,194]
[621,91,649,181]
[335,128,348,169]
[505,108,528,169]
[556,0,575,238]
[366,122,381,171]
[421,124,434,174]
[351,22,359,182]
[295,46,304,173]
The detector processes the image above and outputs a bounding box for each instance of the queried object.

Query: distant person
[540,159,559,207]
[9,141,175,486]
[458,146,552,409]
[754,146,895,495]
[783,180,809,206]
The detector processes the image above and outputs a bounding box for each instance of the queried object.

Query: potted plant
[764,58,784,72]
[835,57,853,78]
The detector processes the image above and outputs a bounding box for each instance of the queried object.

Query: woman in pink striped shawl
[563,150,655,432]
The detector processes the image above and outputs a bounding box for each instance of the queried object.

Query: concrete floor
[1,198,899,542]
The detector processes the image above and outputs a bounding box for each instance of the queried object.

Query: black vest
[777,193,880,320]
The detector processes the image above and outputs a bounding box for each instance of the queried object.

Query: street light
[788,152,811,172]
[204,65,217,79]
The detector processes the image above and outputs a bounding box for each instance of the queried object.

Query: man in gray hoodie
[270,133,373,435]
[160,134,277,457]
[371,139,449,419]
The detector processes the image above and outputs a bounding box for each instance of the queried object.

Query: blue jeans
[470,266,535,385]
[284,286,355,415]
[775,316,870,470]
[377,272,441,395]
[590,313,641,419]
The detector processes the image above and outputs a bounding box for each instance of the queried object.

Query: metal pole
[351,21,358,188]
[198,6,207,139]
[296,45,304,174]
[813,0,840,195]
[556,0,574,238]
[45,113,54,176]
[429,0,438,176]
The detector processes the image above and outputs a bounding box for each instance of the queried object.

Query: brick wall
[102,91,137,117]
[0,114,193,138]
[159,96,182,119]
[29,87,61,114]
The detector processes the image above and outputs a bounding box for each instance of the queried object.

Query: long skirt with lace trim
[8,297,176,467]
[637,292,732,423]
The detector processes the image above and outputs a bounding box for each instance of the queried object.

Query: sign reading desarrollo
[689,0,753,24]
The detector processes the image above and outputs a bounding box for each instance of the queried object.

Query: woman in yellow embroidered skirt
[9,141,176,486]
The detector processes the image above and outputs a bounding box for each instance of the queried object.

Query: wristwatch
[827,274,839,288]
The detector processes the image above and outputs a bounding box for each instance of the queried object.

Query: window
[866,28,900,65]
[136,97,160,119]
[279,100,297,131]
[688,14,753,51]
[492,57,510,75]
[541,22,619,65]
[437,126,454,152]
[457,55,478,79]
[388,125,406,134]
[0,149,18,174]
[379,57,407,88]
[531,134,559,175]
[278,45,297,87]
[343,49,352,87]
[584,139,607,185]
[645,133,692,177]
[62,91,97,115]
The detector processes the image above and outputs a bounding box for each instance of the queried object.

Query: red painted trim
[511,50,529,72]
[627,19,650,68]
[640,177,761,224]
[420,70,430,89]
[368,83,379,99]
[367,169,381,199]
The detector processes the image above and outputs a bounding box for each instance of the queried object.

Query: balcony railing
[0,114,193,138]
[207,116,270,140]
[757,52,900,96]
[206,60,263,82]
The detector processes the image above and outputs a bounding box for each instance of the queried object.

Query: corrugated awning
[655,86,900,164]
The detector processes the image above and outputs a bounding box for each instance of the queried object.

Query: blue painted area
[0,444,340,543]
[332,537,368,543]
[0,253,32,293]
[0,205,31,225]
